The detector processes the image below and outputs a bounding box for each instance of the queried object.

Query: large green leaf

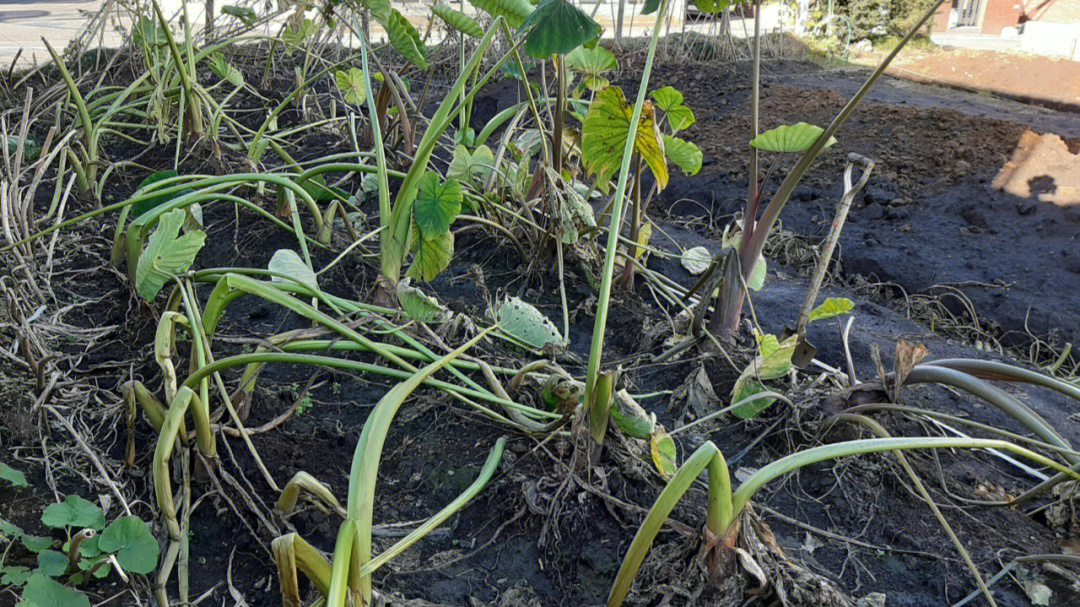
[135,209,206,301]
[268,249,317,291]
[413,173,462,237]
[41,496,104,531]
[469,0,534,29]
[20,574,90,607]
[663,135,702,175]
[335,68,366,105]
[520,0,601,59]
[495,297,565,349]
[431,5,484,38]
[407,225,454,282]
[750,122,837,153]
[1,463,27,487]
[384,9,428,70]
[98,516,159,575]
[582,86,668,192]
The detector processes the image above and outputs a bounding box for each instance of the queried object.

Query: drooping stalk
[584,0,672,412]
[709,0,950,336]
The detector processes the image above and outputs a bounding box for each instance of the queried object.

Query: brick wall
[982,0,1024,33]
[932,2,953,31]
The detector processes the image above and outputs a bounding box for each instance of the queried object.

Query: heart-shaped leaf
[335,68,366,105]
[1,463,27,488]
[520,0,601,59]
[650,86,696,132]
[582,86,668,192]
[268,249,317,291]
[447,145,494,187]
[495,297,566,349]
[20,574,91,607]
[135,209,206,301]
[98,516,159,575]
[431,5,484,38]
[750,122,837,153]
[663,135,702,175]
[413,173,462,237]
[566,46,617,79]
[41,496,104,531]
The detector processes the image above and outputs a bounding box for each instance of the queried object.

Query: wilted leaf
[407,225,453,282]
[634,222,652,261]
[582,86,668,192]
[807,297,854,322]
[649,429,678,477]
[610,390,655,439]
[20,573,91,607]
[681,246,711,275]
[1,463,27,488]
[335,68,366,105]
[495,297,565,349]
[663,135,702,175]
[41,496,105,531]
[520,0,601,60]
[750,122,837,153]
[268,249,317,291]
[674,365,720,417]
[396,279,450,323]
[135,209,206,301]
[98,516,159,575]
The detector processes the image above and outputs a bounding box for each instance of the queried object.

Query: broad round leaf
[681,246,711,275]
[413,173,462,237]
[36,551,68,578]
[21,534,55,554]
[469,0,534,29]
[649,86,684,111]
[750,122,837,153]
[20,574,90,607]
[565,46,617,78]
[268,249,318,291]
[41,496,104,531]
[808,297,854,323]
[335,68,366,105]
[135,209,206,301]
[431,5,484,38]
[663,135,702,176]
[582,86,668,192]
[447,145,494,186]
[495,297,566,349]
[520,0,601,59]
[98,516,159,575]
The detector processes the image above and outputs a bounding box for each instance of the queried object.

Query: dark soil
[3,49,1080,607]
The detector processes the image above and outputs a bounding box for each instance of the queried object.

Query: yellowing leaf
[681,246,711,275]
[649,429,677,478]
[808,297,854,322]
[634,222,652,261]
[582,86,668,192]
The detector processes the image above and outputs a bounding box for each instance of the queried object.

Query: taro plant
[607,435,1080,607]
[1,492,158,607]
